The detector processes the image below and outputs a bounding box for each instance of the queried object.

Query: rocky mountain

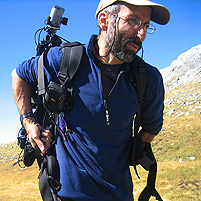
[160,44,201,91]
[159,44,201,118]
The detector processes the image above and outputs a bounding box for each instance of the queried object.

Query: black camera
[17,127,27,149]
[17,127,36,167]
[45,5,68,32]
[36,5,68,55]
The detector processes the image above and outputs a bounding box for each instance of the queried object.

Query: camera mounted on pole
[35,5,69,56]
[14,5,69,168]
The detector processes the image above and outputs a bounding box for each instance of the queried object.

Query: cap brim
[150,5,170,25]
[96,0,170,25]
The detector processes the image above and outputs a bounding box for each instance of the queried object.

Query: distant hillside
[159,44,201,119]
[160,44,201,91]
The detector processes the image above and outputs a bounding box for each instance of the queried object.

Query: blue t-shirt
[16,35,164,201]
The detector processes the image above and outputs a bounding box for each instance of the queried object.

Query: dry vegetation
[0,145,41,201]
[0,79,200,201]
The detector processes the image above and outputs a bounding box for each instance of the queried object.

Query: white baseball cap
[96,0,170,25]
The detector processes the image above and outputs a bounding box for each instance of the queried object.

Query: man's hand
[22,117,53,154]
[139,130,155,143]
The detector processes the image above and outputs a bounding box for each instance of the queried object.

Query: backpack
[17,42,163,201]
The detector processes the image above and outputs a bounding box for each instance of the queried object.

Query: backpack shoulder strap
[36,42,84,201]
[58,42,84,111]
[129,55,149,135]
[129,55,149,105]
[58,42,84,86]
[37,42,84,95]
[129,56,163,200]
[37,42,84,112]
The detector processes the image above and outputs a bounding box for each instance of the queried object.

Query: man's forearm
[11,69,52,154]
[11,69,32,116]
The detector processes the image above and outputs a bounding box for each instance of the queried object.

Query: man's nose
[136,26,147,41]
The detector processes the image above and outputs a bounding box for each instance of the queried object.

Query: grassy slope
[0,79,200,201]
[0,144,41,201]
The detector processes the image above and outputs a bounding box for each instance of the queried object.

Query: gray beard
[106,30,142,63]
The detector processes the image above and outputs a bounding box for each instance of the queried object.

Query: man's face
[106,4,151,62]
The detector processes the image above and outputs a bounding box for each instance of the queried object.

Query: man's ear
[98,12,109,31]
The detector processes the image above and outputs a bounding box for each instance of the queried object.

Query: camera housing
[45,5,68,32]
[35,5,68,55]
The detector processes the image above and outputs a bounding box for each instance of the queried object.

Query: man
[12,0,170,200]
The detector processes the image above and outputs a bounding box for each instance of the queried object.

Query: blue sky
[0,0,201,144]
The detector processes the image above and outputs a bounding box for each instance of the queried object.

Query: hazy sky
[0,0,201,143]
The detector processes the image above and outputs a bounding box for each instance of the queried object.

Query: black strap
[58,42,84,111]
[36,42,84,200]
[38,42,84,96]
[129,57,163,201]
[138,161,163,201]
[138,143,163,201]
[58,42,84,85]
[38,158,54,201]
[129,56,149,136]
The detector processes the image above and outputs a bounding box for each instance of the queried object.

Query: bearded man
[12,0,170,200]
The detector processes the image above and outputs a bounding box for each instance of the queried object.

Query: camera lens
[17,127,27,149]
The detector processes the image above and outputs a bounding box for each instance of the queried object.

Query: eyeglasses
[109,13,156,34]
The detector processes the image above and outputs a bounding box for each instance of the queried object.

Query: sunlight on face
[106,4,151,62]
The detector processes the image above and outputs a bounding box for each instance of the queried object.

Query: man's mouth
[124,37,142,53]
[127,43,139,52]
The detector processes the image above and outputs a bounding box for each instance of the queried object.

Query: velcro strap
[38,53,46,96]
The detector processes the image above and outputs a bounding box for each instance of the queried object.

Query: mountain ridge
[160,44,201,90]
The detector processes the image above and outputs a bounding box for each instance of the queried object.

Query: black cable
[34,27,45,46]
[141,45,144,59]
[59,36,70,43]
[38,28,44,45]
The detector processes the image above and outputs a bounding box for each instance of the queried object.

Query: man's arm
[11,69,52,154]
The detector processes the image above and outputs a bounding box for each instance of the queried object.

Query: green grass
[153,78,201,163]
